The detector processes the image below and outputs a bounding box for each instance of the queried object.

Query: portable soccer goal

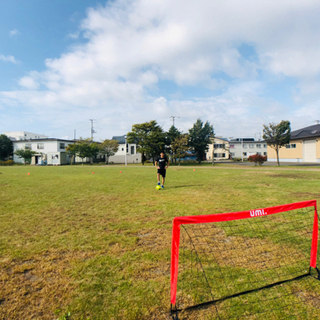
[170,200,320,319]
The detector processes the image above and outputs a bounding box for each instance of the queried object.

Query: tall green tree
[14,149,37,165]
[66,138,99,165]
[0,134,13,160]
[188,119,214,163]
[127,120,166,164]
[99,139,119,164]
[171,133,189,165]
[263,120,291,166]
[166,125,181,163]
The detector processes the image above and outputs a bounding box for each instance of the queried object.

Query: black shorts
[157,168,166,178]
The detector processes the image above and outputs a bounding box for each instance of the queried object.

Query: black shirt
[156,155,168,170]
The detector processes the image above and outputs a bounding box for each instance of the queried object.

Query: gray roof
[290,124,320,140]
[112,135,126,144]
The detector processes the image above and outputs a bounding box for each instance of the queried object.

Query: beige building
[267,124,320,163]
[206,137,230,161]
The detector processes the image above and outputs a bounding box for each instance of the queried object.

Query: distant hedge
[0,160,15,166]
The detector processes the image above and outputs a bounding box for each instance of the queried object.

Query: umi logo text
[250,209,267,217]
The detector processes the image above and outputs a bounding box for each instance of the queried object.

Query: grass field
[1,164,320,319]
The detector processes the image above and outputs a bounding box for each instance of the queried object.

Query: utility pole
[89,119,96,140]
[170,116,180,127]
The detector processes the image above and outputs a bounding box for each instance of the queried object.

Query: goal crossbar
[170,199,318,306]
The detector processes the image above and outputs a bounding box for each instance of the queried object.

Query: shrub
[0,160,15,166]
[248,154,267,166]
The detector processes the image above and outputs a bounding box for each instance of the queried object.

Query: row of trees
[127,119,214,164]
[66,138,119,164]
[127,119,291,166]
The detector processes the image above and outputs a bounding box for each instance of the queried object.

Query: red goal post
[170,199,318,306]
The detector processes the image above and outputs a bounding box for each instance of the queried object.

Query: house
[267,124,320,163]
[108,135,141,164]
[4,131,48,141]
[13,138,75,165]
[206,137,230,161]
[229,138,267,160]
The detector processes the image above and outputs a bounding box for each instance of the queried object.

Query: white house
[108,135,141,164]
[229,138,267,160]
[13,138,75,165]
[4,131,48,141]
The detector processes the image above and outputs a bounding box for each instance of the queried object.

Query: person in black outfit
[155,151,170,188]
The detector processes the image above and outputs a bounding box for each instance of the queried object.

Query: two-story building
[229,138,267,160]
[206,137,230,161]
[108,135,141,164]
[13,138,75,165]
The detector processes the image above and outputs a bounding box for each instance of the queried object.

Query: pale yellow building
[267,124,320,163]
[206,137,230,161]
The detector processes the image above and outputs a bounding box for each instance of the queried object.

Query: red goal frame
[170,200,318,306]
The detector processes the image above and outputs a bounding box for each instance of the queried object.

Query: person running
[155,151,169,188]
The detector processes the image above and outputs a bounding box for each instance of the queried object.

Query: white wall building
[13,138,75,165]
[4,131,48,141]
[229,138,268,160]
[108,135,141,164]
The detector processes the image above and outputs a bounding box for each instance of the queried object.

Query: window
[286,144,296,149]
[264,152,267,156]
[126,143,128,153]
[37,143,44,149]
[243,152,247,156]
[60,143,65,149]
[257,152,261,155]
[214,153,226,158]
[230,145,234,148]
[131,146,134,154]
[230,153,235,157]
[25,144,31,150]
[256,144,261,148]
[214,144,225,148]
[122,148,124,151]
[249,144,254,148]
[243,144,248,148]
[264,144,267,148]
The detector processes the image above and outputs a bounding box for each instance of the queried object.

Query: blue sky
[1,0,320,140]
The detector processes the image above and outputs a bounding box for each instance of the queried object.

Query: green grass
[1,165,320,319]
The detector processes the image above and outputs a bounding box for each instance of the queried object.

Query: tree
[66,143,78,164]
[263,120,291,166]
[188,119,214,163]
[166,125,181,164]
[171,134,189,165]
[14,148,37,165]
[99,139,119,164]
[127,120,166,164]
[66,138,99,165]
[0,134,13,160]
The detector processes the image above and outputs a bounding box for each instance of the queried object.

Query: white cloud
[2,0,320,138]
[0,54,17,64]
[19,76,40,90]
[9,29,19,36]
